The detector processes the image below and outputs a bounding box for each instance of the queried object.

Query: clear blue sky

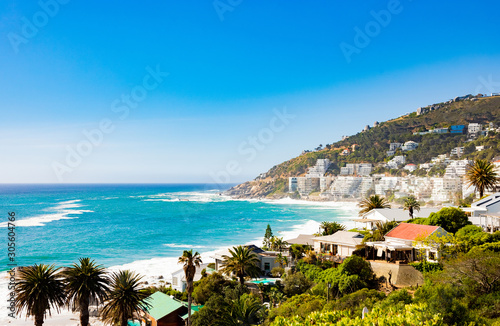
[1,0,500,183]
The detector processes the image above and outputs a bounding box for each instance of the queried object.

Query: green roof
[145,292,185,320]
[180,304,203,320]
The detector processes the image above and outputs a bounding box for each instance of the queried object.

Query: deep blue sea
[0,184,358,272]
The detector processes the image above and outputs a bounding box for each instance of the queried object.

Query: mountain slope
[226,95,500,199]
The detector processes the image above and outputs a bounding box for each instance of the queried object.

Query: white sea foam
[107,249,220,286]
[143,198,180,202]
[0,200,92,228]
[163,243,207,249]
[142,191,233,203]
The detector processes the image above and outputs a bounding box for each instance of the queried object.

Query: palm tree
[16,264,66,326]
[358,195,390,216]
[229,294,265,325]
[63,258,109,326]
[221,246,261,285]
[372,221,399,241]
[319,221,346,235]
[101,270,150,326]
[465,159,500,198]
[275,253,289,269]
[268,288,285,308]
[403,196,421,219]
[271,237,288,252]
[178,250,202,326]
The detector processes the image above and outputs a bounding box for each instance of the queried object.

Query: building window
[264,262,270,271]
[428,251,436,261]
[172,277,177,285]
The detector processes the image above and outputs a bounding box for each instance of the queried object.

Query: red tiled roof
[385,223,440,241]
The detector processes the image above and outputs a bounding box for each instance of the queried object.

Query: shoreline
[0,196,359,325]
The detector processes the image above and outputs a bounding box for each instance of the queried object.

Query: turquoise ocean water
[0,184,358,272]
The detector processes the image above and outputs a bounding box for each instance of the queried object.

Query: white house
[171,263,209,292]
[401,141,418,151]
[467,193,500,232]
[212,245,287,276]
[365,223,448,263]
[353,208,440,229]
[404,164,417,172]
[313,231,364,258]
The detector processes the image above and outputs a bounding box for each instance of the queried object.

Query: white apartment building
[340,163,373,176]
[320,176,334,192]
[444,159,472,178]
[330,176,363,198]
[431,177,462,202]
[375,177,400,196]
[468,123,482,135]
[297,177,320,195]
[358,177,374,196]
[305,159,331,177]
[399,177,433,200]
[401,141,418,151]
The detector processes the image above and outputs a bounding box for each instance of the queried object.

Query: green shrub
[282,272,312,297]
[409,261,443,273]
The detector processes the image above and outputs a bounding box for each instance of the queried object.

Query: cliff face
[225,180,289,199]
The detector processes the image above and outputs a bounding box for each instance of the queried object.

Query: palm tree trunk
[239,274,245,286]
[187,293,192,326]
[80,298,90,326]
[410,207,413,219]
[121,315,128,326]
[35,313,44,326]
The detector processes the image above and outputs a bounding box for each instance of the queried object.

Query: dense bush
[271,303,444,326]
[192,272,236,304]
[323,288,385,316]
[267,294,325,322]
[295,261,323,281]
[282,272,312,297]
[409,207,470,233]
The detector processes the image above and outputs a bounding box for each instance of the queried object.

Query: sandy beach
[5,308,106,326]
